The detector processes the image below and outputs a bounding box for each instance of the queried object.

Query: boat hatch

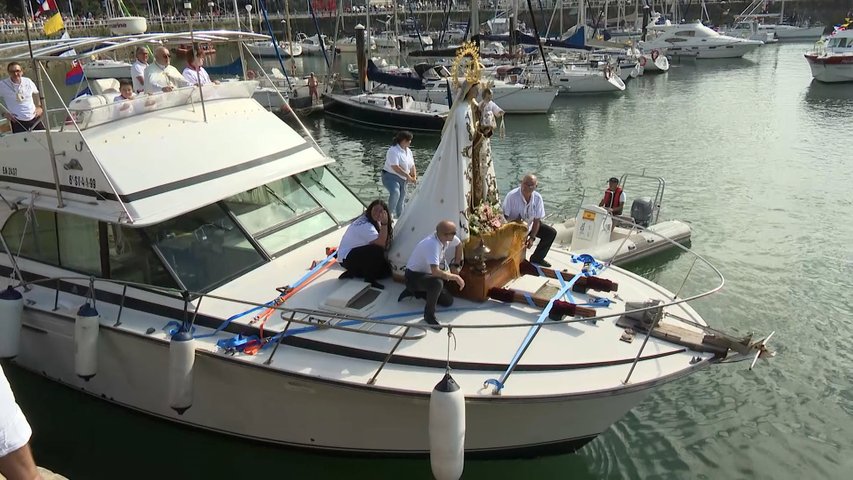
[319,281,383,316]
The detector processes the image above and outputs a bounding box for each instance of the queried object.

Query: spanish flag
[43,12,64,35]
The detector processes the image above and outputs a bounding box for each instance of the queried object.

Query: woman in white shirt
[337,199,393,289]
[381,130,417,219]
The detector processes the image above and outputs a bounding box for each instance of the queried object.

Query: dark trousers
[530,223,556,264]
[11,116,44,134]
[341,244,391,281]
[404,269,454,320]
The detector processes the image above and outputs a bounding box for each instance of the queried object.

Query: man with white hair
[143,46,188,94]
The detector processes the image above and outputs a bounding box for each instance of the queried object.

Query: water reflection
[801,80,853,120]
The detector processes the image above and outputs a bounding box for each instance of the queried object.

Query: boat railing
[11,218,728,389]
[45,81,258,132]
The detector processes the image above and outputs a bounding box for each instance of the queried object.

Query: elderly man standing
[131,46,149,93]
[0,62,44,133]
[402,220,465,330]
[503,173,556,268]
[143,46,188,94]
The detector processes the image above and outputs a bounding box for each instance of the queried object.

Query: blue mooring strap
[194,251,339,339]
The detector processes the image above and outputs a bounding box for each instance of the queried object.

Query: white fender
[0,286,24,359]
[169,330,196,415]
[429,373,465,480]
[74,303,100,380]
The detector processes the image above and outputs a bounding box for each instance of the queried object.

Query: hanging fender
[651,49,661,62]
[639,56,647,67]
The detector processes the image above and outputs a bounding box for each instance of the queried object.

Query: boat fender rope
[483,378,504,391]
[162,320,196,336]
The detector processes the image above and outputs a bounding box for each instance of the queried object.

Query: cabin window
[296,167,363,222]
[665,37,687,43]
[223,177,334,256]
[56,214,100,274]
[675,30,695,37]
[107,224,178,290]
[144,204,265,293]
[1,210,59,265]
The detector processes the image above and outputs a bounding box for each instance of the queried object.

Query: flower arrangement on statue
[467,201,504,237]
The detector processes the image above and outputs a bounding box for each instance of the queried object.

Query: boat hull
[322,94,446,132]
[13,307,657,456]
[805,54,853,83]
[773,25,825,40]
[663,42,761,59]
[375,85,557,114]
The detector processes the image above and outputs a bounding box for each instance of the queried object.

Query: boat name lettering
[1,166,17,176]
[68,175,96,189]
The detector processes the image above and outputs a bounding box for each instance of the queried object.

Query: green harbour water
[4,41,853,479]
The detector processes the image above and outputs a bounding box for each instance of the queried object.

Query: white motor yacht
[0,32,774,458]
[804,29,853,83]
[245,40,303,58]
[642,22,763,59]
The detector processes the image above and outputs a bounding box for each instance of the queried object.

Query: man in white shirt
[182,49,215,86]
[143,46,188,94]
[402,220,465,330]
[502,173,556,268]
[0,364,40,479]
[131,46,149,93]
[0,62,44,133]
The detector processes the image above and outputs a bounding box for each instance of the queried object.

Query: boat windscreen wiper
[265,185,296,213]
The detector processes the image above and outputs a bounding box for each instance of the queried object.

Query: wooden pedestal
[455,249,523,302]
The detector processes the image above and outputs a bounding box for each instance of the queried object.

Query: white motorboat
[0,32,773,459]
[296,33,331,55]
[804,28,853,83]
[642,22,763,59]
[245,40,302,58]
[553,175,691,264]
[333,36,376,53]
[727,21,777,43]
[373,64,558,114]
[762,24,825,41]
[639,49,670,72]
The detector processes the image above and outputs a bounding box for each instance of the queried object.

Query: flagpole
[19,0,65,209]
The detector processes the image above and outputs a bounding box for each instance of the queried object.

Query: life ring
[246,69,257,80]
[651,49,660,62]
[639,56,647,67]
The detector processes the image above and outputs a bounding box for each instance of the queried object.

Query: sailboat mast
[470,0,479,44]
[285,0,295,61]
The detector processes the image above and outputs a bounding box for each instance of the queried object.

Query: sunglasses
[9,69,22,73]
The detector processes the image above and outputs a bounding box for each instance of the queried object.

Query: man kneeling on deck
[401,220,465,331]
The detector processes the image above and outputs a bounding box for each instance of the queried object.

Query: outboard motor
[630,197,654,227]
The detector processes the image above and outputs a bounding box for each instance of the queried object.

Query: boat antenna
[17,0,65,208]
[185,2,208,122]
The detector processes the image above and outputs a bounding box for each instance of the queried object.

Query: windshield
[145,204,265,293]
[144,167,363,292]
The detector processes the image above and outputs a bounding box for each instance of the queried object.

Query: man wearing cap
[599,177,626,216]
